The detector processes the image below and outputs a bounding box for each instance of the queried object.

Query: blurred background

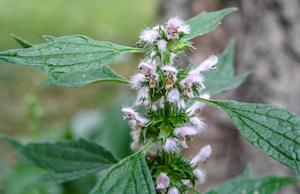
[0,0,299,193]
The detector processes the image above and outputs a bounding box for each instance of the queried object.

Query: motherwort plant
[0,7,299,194]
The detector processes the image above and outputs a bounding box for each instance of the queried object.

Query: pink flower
[140,28,159,44]
[190,55,218,74]
[162,65,178,77]
[180,73,205,88]
[190,117,206,132]
[135,87,150,107]
[138,61,156,77]
[167,88,180,103]
[135,115,149,126]
[130,73,146,90]
[174,126,199,137]
[186,101,205,116]
[121,107,138,120]
[166,17,190,39]
[163,138,179,153]
[190,145,212,166]
[156,173,170,190]
[167,187,180,194]
[157,39,168,52]
[193,168,206,184]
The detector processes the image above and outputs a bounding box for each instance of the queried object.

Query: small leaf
[43,66,129,87]
[90,151,156,194]
[197,98,300,176]
[11,34,33,48]
[185,8,238,40]
[206,168,298,194]
[2,136,118,182]
[203,41,249,96]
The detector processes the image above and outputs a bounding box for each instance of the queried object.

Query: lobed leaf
[185,7,238,40]
[90,151,156,194]
[197,98,300,176]
[203,41,249,96]
[2,137,118,182]
[206,168,298,194]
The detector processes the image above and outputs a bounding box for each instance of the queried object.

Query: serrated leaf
[2,137,118,182]
[203,41,249,96]
[11,34,34,48]
[206,168,298,194]
[197,98,300,176]
[43,66,129,87]
[185,8,238,40]
[90,151,156,194]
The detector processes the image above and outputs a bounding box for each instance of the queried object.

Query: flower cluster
[122,17,218,193]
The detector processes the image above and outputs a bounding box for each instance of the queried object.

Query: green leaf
[206,168,298,194]
[2,137,118,182]
[203,41,249,96]
[89,151,156,194]
[11,34,33,48]
[185,8,238,40]
[43,66,129,87]
[0,35,143,87]
[197,98,300,176]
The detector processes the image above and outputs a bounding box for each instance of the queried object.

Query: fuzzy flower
[190,145,212,166]
[140,28,159,44]
[163,138,179,153]
[166,17,190,40]
[174,126,199,137]
[167,88,180,103]
[193,168,206,184]
[157,39,168,52]
[190,55,218,75]
[162,65,178,89]
[190,117,206,132]
[138,61,156,77]
[135,87,150,107]
[130,130,142,151]
[121,107,138,121]
[167,187,180,194]
[177,99,186,109]
[186,101,205,116]
[130,73,146,90]
[156,173,170,190]
[180,73,205,98]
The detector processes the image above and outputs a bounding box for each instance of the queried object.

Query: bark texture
[159,0,300,193]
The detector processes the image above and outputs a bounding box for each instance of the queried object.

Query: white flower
[135,115,149,126]
[162,65,178,77]
[166,17,190,39]
[121,107,138,120]
[138,61,156,77]
[186,102,205,116]
[156,173,170,190]
[193,168,206,184]
[163,138,179,153]
[177,99,186,109]
[190,55,218,74]
[178,24,190,34]
[135,87,150,107]
[190,117,206,132]
[167,187,180,194]
[170,53,177,65]
[157,39,167,52]
[130,73,146,90]
[180,73,205,88]
[167,88,180,103]
[174,126,199,137]
[140,28,159,44]
[190,145,212,166]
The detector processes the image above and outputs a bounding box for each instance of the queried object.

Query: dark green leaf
[2,136,118,182]
[185,8,238,40]
[206,168,298,194]
[90,151,156,194]
[11,34,33,48]
[197,99,300,176]
[43,66,129,87]
[203,41,249,96]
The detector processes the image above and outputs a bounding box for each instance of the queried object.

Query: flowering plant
[0,7,299,194]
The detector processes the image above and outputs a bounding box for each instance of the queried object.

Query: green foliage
[89,151,156,194]
[2,137,118,182]
[203,41,249,96]
[11,34,34,48]
[206,168,298,194]
[198,98,300,176]
[185,8,238,40]
[0,35,142,87]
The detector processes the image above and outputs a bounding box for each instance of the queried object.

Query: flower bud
[190,145,212,166]
[130,73,146,90]
[138,61,156,77]
[193,168,206,184]
[167,88,180,103]
[190,117,206,132]
[163,138,179,153]
[140,28,159,44]
[167,187,180,194]
[174,126,199,137]
[190,55,218,74]
[156,173,170,190]
[157,39,168,52]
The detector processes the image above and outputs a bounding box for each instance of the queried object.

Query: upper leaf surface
[0,35,142,74]
[199,99,300,176]
[206,168,297,194]
[90,151,156,194]
[3,137,118,182]
[203,41,249,96]
[185,7,238,40]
